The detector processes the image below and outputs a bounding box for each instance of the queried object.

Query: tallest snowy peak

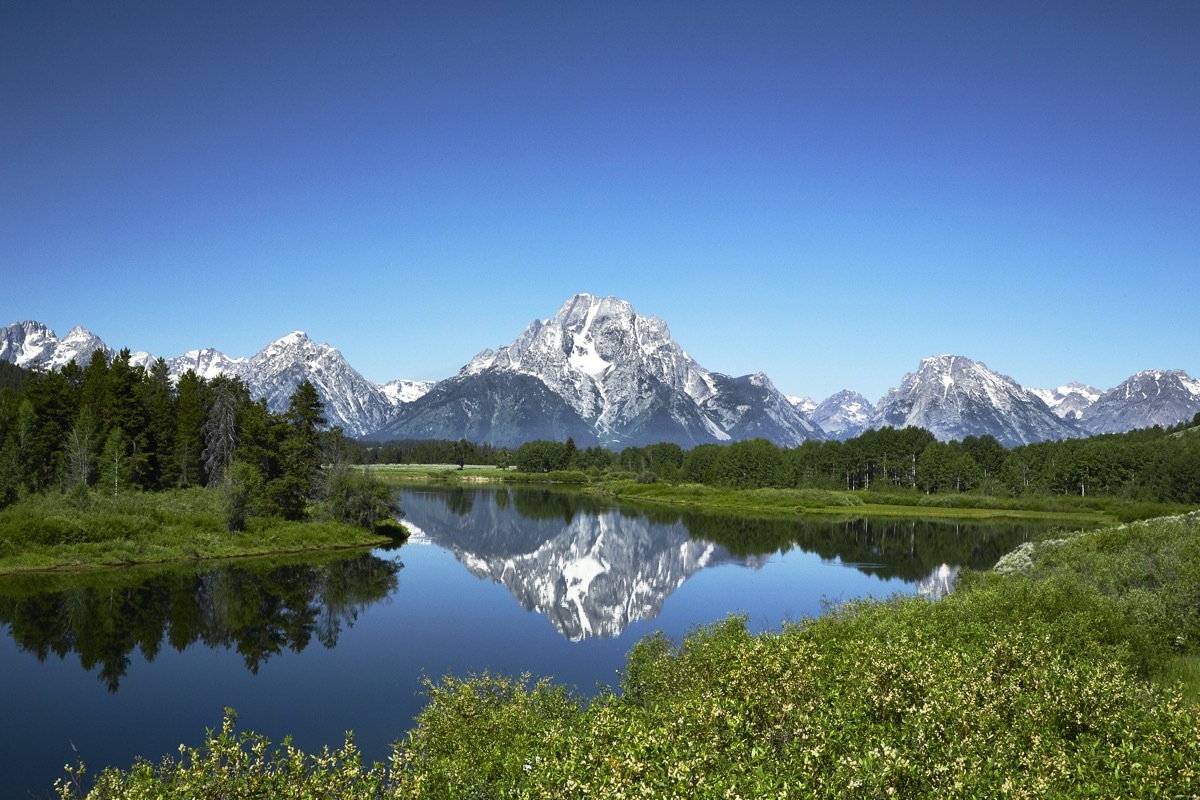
[277,331,312,345]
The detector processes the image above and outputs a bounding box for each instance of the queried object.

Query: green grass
[0,488,394,574]
[363,465,1192,524]
[591,480,1118,525]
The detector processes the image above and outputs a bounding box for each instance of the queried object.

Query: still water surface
[1,487,1065,797]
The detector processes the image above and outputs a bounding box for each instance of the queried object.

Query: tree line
[360,419,1200,505]
[0,351,398,531]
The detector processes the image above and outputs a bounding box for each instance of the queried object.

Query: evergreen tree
[0,435,20,508]
[140,358,177,490]
[173,371,206,487]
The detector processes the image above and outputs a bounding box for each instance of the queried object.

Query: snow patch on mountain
[1030,382,1101,421]
[380,379,435,405]
[787,395,817,414]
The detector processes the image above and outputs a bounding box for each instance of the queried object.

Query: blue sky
[3,1,1197,402]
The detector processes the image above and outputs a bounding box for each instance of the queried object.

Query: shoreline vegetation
[56,507,1200,798]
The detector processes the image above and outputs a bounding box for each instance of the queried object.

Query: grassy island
[0,488,400,574]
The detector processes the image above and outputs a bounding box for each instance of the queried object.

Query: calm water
[0,486,1066,797]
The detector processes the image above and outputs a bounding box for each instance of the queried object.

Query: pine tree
[173,371,206,487]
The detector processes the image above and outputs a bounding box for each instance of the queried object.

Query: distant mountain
[872,355,1080,447]
[0,321,113,371]
[809,390,876,440]
[232,332,400,437]
[786,395,817,414]
[166,347,249,381]
[378,294,823,448]
[380,379,435,405]
[1080,370,1200,435]
[5,316,1198,447]
[1029,382,1101,422]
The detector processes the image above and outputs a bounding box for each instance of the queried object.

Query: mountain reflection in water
[402,487,1041,640]
[0,552,400,692]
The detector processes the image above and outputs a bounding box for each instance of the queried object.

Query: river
[0,486,1066,797]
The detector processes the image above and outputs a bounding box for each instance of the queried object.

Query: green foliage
[321,466,402,533]
[222,460,264,532]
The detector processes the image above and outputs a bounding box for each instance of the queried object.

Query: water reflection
[0,552,401,691]
[403,488,1045,640]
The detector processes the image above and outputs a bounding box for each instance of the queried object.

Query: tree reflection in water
[0,552,401,692]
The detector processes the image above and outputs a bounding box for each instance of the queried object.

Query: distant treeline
[359,417,1200,504]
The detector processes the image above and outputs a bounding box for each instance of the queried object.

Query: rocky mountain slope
[872,355,1081,447]
[1080,370,1200,435]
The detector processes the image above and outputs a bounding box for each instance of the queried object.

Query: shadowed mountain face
[401,487,1051,640]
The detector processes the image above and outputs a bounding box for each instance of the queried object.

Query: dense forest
[364,417,1200,505]
[0,351,396,532]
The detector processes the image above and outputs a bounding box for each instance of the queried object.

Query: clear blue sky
[3,1,1197,402]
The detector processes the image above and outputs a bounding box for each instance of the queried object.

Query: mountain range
[3,294,1198,447]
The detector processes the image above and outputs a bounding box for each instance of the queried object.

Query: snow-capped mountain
[1081,370,1200,435]
[234,332,399,437]
[1029,382,1101,422]
[6,316,1198,447]
[0,321,115,370]
[872,355,1080,447]
[164,335,435,436]
[167,348,249,381]
[379,294,823,448]
[380,379,435,405]
[787,395,817,414]
[809,390,876,440]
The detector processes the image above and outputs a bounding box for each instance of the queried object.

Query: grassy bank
[0,488,396,574]
[60,511,1200,798]
[592,480,1128,524]
[365,465,1192,524]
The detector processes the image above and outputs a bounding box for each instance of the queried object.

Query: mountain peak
[276,331,312,346]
